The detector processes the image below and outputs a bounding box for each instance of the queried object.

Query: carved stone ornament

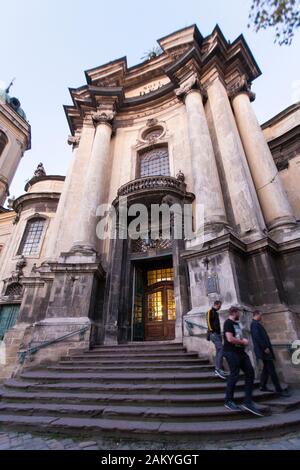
[67,135,80,147]
[7,196,15,209]
[4,257,27,288]
[175,73,198,98]
[176,170,185,183]
[92,110,116,126]
[16,256,27,275]
[131,237,172,254]
[146,118,158,127]
[228,75,256,102]
[34,162,46,177]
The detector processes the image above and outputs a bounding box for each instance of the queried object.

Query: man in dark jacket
[250,311,290,397]
[207,300,227,380]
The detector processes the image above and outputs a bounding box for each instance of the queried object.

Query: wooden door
[145,282,175,341]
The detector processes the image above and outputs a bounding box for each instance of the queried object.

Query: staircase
[0,342,299,441]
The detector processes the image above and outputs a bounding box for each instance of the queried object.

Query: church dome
[0,86,27,121]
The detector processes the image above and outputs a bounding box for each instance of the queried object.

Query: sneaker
[260,387,273,392]
[241,402,264,417]
[224,401,241,412]
[214,369,227,380]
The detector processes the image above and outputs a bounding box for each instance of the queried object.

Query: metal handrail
[184,319,207,335]
[18,325,89,364]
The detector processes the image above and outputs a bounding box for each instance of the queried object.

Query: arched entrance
[131,261,175,342]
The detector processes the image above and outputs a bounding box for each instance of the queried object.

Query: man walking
[251,310,290,397]
[223,306,264,416]
[207,300,227,380]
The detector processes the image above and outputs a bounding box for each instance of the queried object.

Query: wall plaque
[207,275,219,295]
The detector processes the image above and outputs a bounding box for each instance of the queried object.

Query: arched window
[139,146,170,177]
[17,218,45,256]
[0,130,8,157]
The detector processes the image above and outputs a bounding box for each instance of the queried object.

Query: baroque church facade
[0,24,299,383]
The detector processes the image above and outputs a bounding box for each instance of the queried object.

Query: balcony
[116,175,195,204]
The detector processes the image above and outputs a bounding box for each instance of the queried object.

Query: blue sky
[1,0,300,201]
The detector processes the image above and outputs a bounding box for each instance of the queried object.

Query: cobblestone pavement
[0,431,300,450]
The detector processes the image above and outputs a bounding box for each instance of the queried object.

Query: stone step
[47,364,214,373]
[92,341,183,346]
[0,409,299,440]
[0,387,272,407]
[4,378,253,395]
[18,370,231,384]
[65,352,202,360]
[261,395,300,412]
[4,378,260,395]
[91,344,186,353]
[58,357,207,366]
[0,402,271,422]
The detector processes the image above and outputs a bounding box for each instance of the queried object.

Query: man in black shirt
[251,310,290,397]
[207,300,227,379]
[223,306,263,416]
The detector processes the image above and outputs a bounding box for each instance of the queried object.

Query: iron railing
[184,319,207,337]
[18,325,89,364]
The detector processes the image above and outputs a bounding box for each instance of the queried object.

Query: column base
[268,220,300,243]
[185,222,230,250]
[59,243,99,264]
[103,323,119,345]
[267,215,297,232]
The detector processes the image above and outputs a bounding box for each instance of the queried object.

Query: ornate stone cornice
[228,75,256,102]
[65,25,262,135]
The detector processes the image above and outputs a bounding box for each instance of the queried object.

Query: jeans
[211,333,224,371]
[224,350,255,404]
[260,359,282,392]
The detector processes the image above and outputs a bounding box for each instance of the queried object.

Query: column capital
[228,75,256,102]
[175,73,207,103]
[92,109,116,128]
[67,135,80,148]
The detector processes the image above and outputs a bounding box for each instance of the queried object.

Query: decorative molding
[135,120,167,148]
[268,124,300,172]
[117,175,183,196]
[131,237,173,254]
[228,75,256,102]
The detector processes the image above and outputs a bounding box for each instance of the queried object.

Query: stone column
[73,110,115,253]
[44,118,95,258]
[0,140,24,205]
[0,176,8,206]
[206,78,266,238]
[103,218,126,345]
[231,88,295,230]
[176,75,227,241]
